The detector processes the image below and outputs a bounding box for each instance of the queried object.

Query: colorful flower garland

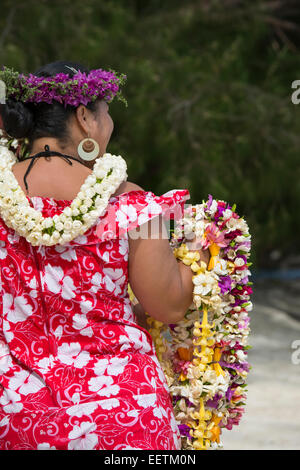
[129,196,252,450]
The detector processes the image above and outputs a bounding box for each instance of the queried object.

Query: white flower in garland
[0,143,127,246]
[193,272,215,296]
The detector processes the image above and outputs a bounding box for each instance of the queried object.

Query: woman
[0,61,209,450]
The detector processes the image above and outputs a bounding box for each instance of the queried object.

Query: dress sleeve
[95,189,190,241]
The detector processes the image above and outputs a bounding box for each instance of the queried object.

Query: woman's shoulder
[114,180,144,197]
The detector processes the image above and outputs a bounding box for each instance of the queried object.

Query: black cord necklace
[23,144,86,192]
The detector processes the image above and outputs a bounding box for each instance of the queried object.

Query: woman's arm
[128,213,210,325]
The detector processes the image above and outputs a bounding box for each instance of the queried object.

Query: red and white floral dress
[0,188,190,450]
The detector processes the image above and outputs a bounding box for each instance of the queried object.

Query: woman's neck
[29,137,77,159]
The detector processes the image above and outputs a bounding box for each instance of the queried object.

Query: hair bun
[1,97,34,139]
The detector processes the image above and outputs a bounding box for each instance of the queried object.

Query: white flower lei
[0,135,127,246]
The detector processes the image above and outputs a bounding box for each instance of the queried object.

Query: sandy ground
[221,283,300,450]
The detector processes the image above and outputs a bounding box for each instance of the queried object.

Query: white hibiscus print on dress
[119,325,152,354]
[7,232,20,244]
[57,342,90,368]
[0,240,7,259]
[123,300,134,322]
[88,375,120,398]
[0,389,23,413]
[28,277,38,299]
[0,415,10,427]
[42,264,76,299]
[80,299,93,314]
[8,370,46,396]
[55,245,77,262]
[119,238,128,257]
[0,341,13,374]
[102,268,126,296]
[149,353,170,392]
[116,204,137,229]
[72,313,93,337]
[102,250,110,262]
[37,443,56,450]
[97,398,120,410]
[2,318,14,343]
[68,421,98,450]
[72,300,94,337]
[153,406,168,420]
[37,355,56,374]
[66,399,100,418]
[3,293,33,324]
[132,393,157,408]
[137,200,162,225]
[89,272,102,293]
[31,196,44,212]
[93,356,129,376]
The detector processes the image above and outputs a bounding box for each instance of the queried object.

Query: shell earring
[77,133,100,161]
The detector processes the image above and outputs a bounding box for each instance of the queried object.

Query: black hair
[0,60,100,154]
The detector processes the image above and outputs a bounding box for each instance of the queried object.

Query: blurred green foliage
[1,0,299,269]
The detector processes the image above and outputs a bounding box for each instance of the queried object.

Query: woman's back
[0,158,190,449]
[12,154,129,200]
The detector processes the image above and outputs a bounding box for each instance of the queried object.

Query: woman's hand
[131,236,210,329]
[128,214,212,325]
[186,234,211,266]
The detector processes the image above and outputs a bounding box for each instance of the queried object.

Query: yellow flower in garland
[189,305,217,449]
[172,242,227,450]
[207,242,220,271]
[128,283,138,305]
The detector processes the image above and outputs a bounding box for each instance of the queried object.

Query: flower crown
[0,65,128,108]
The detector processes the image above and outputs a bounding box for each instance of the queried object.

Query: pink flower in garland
[201,222,228,249]
[173,358,190,375]
[223,407,245,430]
[231,285,253,296]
